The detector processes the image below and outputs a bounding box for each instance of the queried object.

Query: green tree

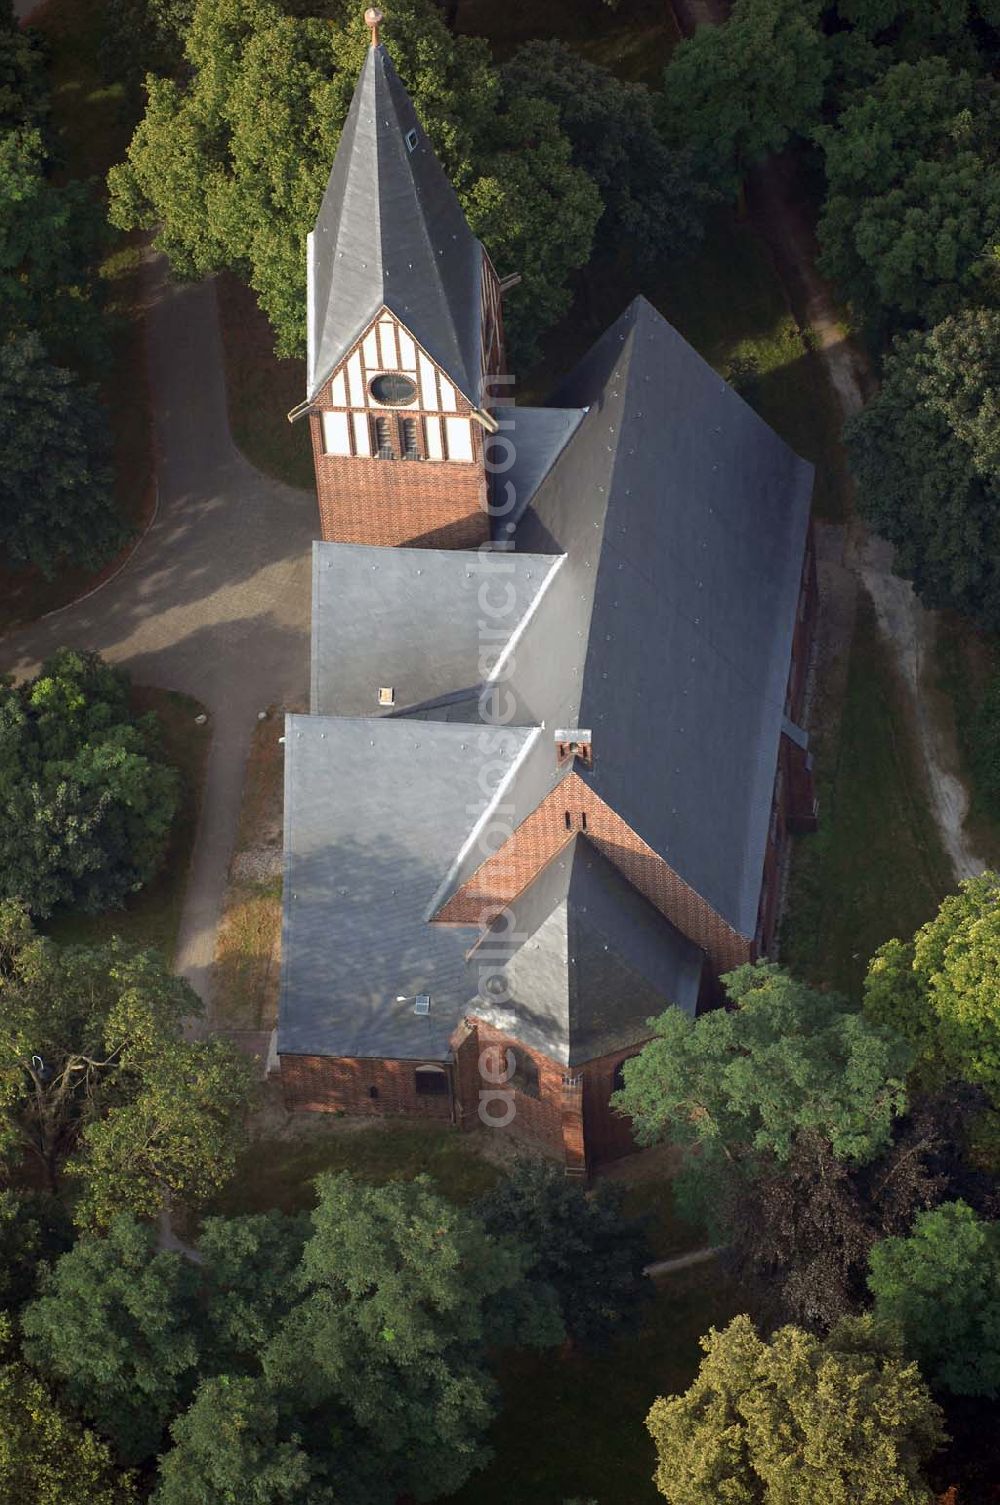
[69,1037,257,1231]
[721,1088,991,1332]
[153,1375,317,1505]
[817,59,1000,329]
[476,1156,651,1348]
[613,962,911,1228]
[502,40,710,264]
[647,1314,945,1504]
[845,309,1000,625]
[0,906,252,1221]
[108,0,600,368]
[658,0,829,196]
[264,1171,561,1502]
[0,1359,137,1504]
[0,131,106,358]
[869,1200,1000,1396]
[21,1215,203,1464]
[0,1,49,131]
[0,1189,73,1314]
[0,650,177,915]
[198,1210,311,1372]
[0,333,124,576]
[864,873,1000,1103]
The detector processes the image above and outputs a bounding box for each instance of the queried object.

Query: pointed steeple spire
[306,11,485,403]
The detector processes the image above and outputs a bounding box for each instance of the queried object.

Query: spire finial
[364,6,383,46]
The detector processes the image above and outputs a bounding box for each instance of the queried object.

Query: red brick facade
[280,1020,645,1172]
[308,407,490,550]
[281,1052,453,1121]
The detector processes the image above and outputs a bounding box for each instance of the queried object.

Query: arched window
[414,1063,449,1097]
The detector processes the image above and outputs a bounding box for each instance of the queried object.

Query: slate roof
[471,838,703,1066]
[307,42,485,403]
[279,715,539,1060]
[487,295,815,938]
[488,405,586,537]
[310,540,561,717]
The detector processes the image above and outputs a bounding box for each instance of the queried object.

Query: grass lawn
[210,1113,505,1218]
[521,209,849,522]
[932,616,1000,869]
[215,709,286,1030]
[215,272,315,491]
[44,686,210,961]
[0,0,154,636]
[455,0,680,83]
[781,595,952,998]
[449,1264,741,1505]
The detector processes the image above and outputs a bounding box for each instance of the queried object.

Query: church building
[277,8,818,1173]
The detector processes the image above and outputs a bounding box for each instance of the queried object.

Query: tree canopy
[15,1170,572,1494]
[501,40,710,265]
[0,333,124,576]
[264,1171,560,1501]
[845,309,1000,626]
[0,904,254,1221]
[0,129,105,357]
[864,873,1000,1103]
[0,1358,137,1504]
[647,1314,945,1505]
[108,0,601,368]
[658,0,828,196]
[475,1155,651,1349]
[612,962,911,1227]
[21,1215,203,1464]
[869,1200,1000,1397]
[0,651,178,915]
[153,1375,316,1505]
[719,1089,984,1332]
[817,58,1000,329]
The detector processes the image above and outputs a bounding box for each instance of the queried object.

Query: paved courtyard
[0,254,316,1004]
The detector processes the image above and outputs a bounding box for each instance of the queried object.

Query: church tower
[297,7,506,549]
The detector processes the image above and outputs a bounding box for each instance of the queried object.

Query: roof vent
[404,128,419,153]
[378,686,395,706]
[413,994,431,1016]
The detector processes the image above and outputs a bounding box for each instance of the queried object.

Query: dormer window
[555,730,593,769]
[370,373,417,406]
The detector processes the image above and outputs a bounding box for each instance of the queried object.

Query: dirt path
[666,0,981,885]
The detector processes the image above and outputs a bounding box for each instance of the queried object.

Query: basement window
[414,1064,449,1097]
[378,686,395,706]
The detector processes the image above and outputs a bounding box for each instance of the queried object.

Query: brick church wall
[451,1018,645,1170]
[280,1053,453,1121]
[309,412,489,549]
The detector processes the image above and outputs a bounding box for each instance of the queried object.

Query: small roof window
[378,686,395,706]
[404,128,419,153]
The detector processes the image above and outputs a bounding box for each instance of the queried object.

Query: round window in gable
[369,373,417,407]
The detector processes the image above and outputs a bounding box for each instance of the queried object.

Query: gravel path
[0,252,315,1007]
